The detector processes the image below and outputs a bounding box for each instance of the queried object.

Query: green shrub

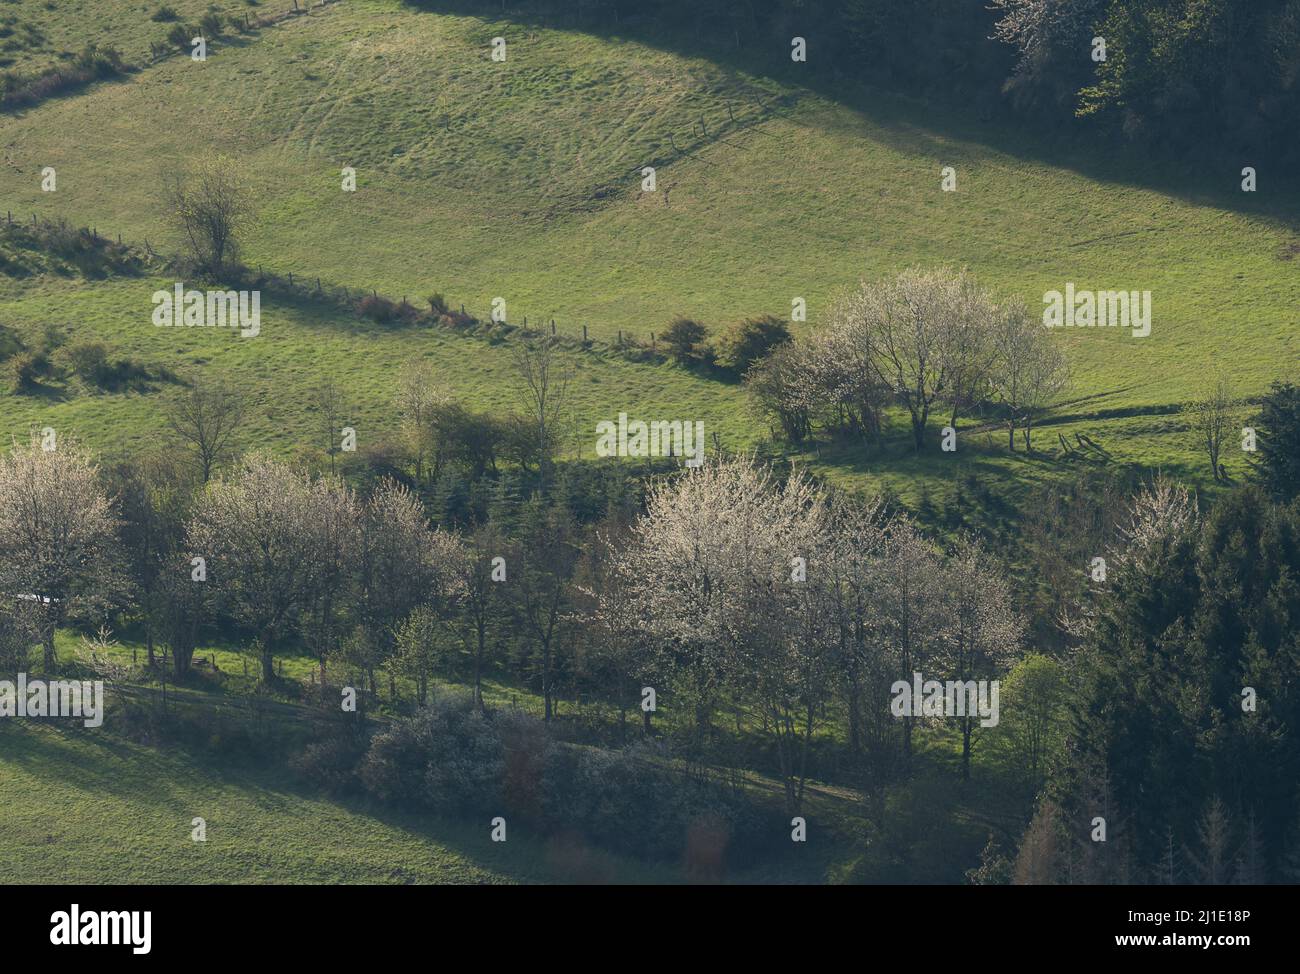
[711,314,791,375]
[661,316,709,364]
[6,350,45,393]
[63,340,109,384]
[360,690,503,813]
[0,325,22,363]
[198,13,225,38]
[356,293,399,324]
[291,732,367,796]
[166,23,195,50]
[541,740,770,863]
[72,44,126,77]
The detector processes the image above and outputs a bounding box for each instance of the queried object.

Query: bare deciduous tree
[871,517,946,767]
[1019,333,1068,451]
[937,535,1024,780]
[453,523,505,710]
[166,155,253,277]
[1188,375,1234,481]
[166,380,245,483]
[312,377,349,476]
[395,361,449,485]
[990,302,1067,451]
[511,339,572,484]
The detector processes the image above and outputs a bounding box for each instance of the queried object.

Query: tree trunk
[846,678,862,756]
[794,700,815,814]
[542,641,552,721]
[474,622,485,710]
[260,632,275,682]
[961,715,972,781]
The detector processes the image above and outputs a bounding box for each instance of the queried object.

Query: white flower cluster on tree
[603,456,1026,810]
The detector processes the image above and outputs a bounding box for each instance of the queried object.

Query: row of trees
[599,457,1025,810]
[3,413,1297,864]
[746,268,1067,452]
[1,425,1032,812]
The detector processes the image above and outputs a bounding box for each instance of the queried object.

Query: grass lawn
[0,718,690,883]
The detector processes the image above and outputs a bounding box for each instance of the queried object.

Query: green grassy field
[0,260,756,462]
[0,0,1295,884]
[1,0,1294,508]
[9,627,871,885]
[5,0,1296,366]
[0,0,247,74]
[1,651,999,885]
[0,719,687,883]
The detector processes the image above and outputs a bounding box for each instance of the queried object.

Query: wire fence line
[1,213,672,357]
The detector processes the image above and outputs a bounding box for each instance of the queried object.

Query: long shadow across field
[0,721,665,883]
[403,0,1300,232]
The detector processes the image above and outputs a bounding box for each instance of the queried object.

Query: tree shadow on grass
[402,1,1300,232]
[0,720,674,884]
